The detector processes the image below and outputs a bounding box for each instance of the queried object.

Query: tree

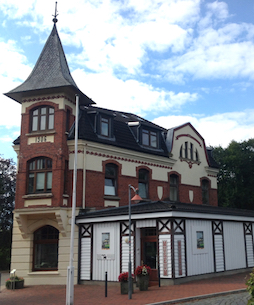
[0,156,16,270]
[213,139,254,210]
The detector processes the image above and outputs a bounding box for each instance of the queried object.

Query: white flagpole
[66,94,79,305]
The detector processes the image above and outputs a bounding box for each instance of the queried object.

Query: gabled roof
[5,24,94,105]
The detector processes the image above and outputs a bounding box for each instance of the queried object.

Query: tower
[5,17,93,285]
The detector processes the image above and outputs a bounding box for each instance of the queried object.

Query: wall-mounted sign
[163,240,168,276]
[197,231,204,249]
[102,232,110,250]
[178,240,182,276]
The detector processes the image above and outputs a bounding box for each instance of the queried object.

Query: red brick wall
[15,101,72,209]
[15,99,218,210]
[84,167,218,208]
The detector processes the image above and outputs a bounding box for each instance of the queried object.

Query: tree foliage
[0,156,16,270]
[213,139,254,210]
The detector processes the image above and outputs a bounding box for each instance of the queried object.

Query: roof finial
[52,2,58,24]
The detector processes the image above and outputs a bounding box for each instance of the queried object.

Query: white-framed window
[31,106,54,132]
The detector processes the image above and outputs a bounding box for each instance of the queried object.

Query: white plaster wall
[22,95,75,114]
[10,209,79,286]
[170,125,217,188]
[68,141,173,181]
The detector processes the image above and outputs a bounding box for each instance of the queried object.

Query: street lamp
[128,185,142,300]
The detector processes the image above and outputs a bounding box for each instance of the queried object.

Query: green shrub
[246,269,254,304]
[5,276,24,289]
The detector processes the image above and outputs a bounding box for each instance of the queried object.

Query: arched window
[33,225,59,271]
[104,163,118,196]
[138,169,149,199]
[170,174,178,201]
[202,179,209,205]
[31,106,54,132]
[28,157,52,194]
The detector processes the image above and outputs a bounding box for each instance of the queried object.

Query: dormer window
[142,129,158,148]
[31,106,54,132]
[101,117,110,137]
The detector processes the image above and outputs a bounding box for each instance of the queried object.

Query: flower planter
[137,275,149,291]
[6,279,24,289]
[120,281,133,294]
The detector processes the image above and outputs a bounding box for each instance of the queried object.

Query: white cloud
[72,68,198,115]
[153,110,254,148]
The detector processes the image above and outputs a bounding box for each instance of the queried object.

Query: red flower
[118,272,133,282]
[135,265,151,276]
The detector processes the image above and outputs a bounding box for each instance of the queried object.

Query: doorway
[141,228,158,283]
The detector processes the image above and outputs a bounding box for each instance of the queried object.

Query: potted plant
[118,272,134,294]
[6,275,24,289]
[135,265,151,291]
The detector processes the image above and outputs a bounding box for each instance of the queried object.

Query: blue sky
[1,0,254,164]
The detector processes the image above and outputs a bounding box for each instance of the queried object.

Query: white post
[66,94,79,305]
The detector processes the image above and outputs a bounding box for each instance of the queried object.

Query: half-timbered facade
[77,202,254,284]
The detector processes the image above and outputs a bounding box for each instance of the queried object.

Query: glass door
[141,228,158,283]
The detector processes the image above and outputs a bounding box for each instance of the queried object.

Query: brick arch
[168,171,182,184]
[200,176,211,187]
[135,165,152,177]
[26,101,58,113]
[102,159,122,175]
[26,155,55,170]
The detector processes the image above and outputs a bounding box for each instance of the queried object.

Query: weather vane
[52,2,58,24]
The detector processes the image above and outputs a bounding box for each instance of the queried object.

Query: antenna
[52,2,58,24]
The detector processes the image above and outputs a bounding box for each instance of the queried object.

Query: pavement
[0,270,251,305]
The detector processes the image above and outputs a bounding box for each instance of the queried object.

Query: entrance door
[141,228,158,283]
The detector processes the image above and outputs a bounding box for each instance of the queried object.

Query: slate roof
[68,105,170,158]
[76,200,254,220]
[5,24,94,106]
[67,105,219,166]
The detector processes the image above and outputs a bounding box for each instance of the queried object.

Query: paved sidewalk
[0,270,251,305]
[171,291,250,305]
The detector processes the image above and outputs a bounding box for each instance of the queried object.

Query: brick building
[6,19,254,286]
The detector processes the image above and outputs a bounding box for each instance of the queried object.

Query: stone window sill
[22,193,53,200]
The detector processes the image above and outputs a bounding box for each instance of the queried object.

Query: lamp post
[128,185,142,300]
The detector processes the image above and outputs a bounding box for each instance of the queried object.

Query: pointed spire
[5,8,94,106]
